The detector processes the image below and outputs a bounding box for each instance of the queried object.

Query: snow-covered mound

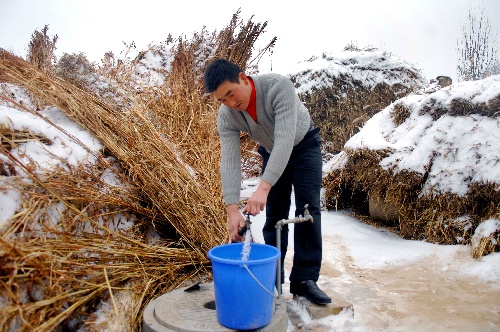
[323,75,500,255]
[342,75,500,196]
[286,48,429,154]
[288,49,428,95]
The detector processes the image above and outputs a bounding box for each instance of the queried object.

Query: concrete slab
[143,282,288,332]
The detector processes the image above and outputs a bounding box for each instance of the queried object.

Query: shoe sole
[291,292,332,305]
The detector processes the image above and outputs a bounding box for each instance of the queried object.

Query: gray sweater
[217,73,312,205]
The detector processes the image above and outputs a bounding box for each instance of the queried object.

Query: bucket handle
[243,264,276,298]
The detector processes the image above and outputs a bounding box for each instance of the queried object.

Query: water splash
[241,229,251,261]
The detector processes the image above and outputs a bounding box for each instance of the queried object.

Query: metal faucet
[275,204,314,298]
[238,213,252,237]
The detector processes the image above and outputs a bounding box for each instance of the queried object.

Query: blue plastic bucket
[207,243,280,330]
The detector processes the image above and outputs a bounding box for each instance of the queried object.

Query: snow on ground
[241,179,500,331]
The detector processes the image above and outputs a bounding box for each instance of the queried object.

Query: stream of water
[241,229,251,261]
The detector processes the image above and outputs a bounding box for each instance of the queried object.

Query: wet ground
[281,233,500,331]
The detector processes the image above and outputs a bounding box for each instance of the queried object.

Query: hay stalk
[0,49,227,254]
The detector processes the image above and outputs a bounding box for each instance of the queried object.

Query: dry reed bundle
[0,135,205,331]
[402,183,500,245]
[54,52,133,112]
[0,126,51,151]
[322,71,500,257]
[124,9,276,205]
[240,133,262,179]
[0,94,163,233]
[0,49,227,255]
[322,149,416,216]
[470,216,500,259]
[0,232,204,331]
[26,25,58,73]
[0,151,162,238]
[210,8,277,71]
[300,84,403,153]
[1,11,277,330]
[140,75,223,200]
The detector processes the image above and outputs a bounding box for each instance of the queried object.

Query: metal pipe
[275,204,314,298]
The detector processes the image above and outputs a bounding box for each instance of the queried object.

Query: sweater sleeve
[217,109,243,206]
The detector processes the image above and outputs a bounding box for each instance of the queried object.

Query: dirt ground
[282,234,500,331]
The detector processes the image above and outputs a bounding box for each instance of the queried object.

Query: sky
[1,0,500,84]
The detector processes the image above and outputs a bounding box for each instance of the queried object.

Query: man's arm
[227,203,245,242]
[242,179,272,216]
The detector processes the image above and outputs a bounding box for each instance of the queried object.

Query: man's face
[213,72,252,111]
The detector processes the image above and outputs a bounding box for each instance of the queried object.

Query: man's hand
[243,180,272,216]
[226,204,245,242]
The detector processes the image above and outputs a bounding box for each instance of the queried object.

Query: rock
[368,194,400,225]
[430,76,452,88]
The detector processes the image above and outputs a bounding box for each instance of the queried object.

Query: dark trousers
[258,129,323,283]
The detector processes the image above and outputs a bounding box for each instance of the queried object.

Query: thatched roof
[323,75,500,257]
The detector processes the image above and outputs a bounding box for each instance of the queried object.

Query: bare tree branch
[457,6,499,81]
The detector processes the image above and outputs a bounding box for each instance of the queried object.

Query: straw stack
[0,49,228,255]
[322,80,500,257]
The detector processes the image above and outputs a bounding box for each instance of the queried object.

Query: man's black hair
[204,58,243,93]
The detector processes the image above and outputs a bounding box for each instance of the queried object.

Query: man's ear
[239,72,249,84]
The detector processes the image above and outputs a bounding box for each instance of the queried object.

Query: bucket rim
[208,242,280,266]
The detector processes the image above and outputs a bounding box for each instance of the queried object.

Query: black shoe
[290,280,331,304]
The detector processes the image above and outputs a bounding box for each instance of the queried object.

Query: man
[204,58,331,304]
